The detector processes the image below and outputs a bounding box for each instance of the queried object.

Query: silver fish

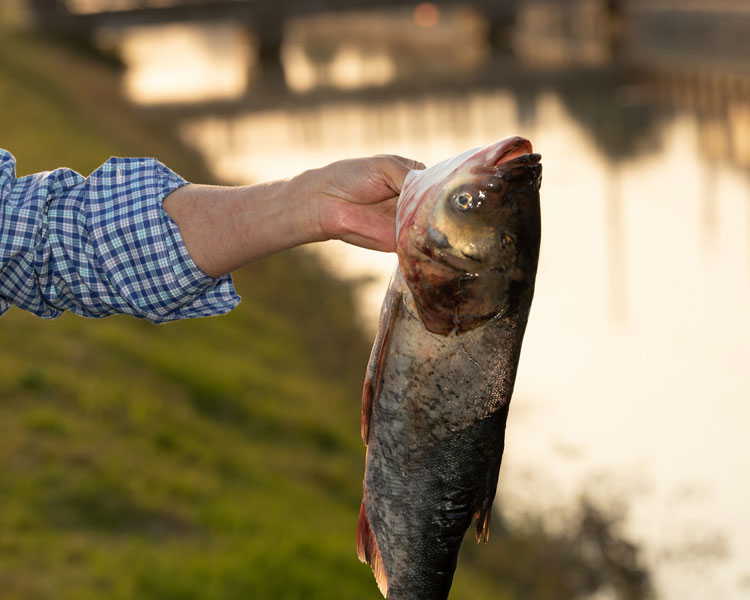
[357,137,542,599]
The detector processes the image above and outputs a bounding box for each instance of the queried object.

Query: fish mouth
[470,136,541,176]
[475,151,542,175]
[491,136,534,166]
[497,152,541,168]
[473,151,542,193]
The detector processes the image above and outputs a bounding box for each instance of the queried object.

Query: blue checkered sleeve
[0,149,240,322]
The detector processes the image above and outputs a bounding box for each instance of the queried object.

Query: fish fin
[361,380,374,445]
[474,458,503,543]
[475,506,492,543]
[362,270,403,444]
[357,501,388,597]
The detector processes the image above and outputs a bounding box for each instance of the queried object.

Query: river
[96,4,750,598]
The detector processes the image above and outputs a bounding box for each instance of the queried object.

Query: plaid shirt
[0,149,239,323]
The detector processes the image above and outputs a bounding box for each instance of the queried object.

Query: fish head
[396,137,542,335]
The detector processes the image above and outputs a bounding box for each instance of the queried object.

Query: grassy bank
[0,29,651,600]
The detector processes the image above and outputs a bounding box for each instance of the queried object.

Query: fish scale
[358,137,542,599]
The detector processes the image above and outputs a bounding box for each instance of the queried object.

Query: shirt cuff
[81,157,241,323]
[157,199,241,322]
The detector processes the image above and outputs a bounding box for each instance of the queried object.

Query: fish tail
[357,500,388,597]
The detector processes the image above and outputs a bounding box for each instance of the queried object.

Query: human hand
[164,154,425,278]
[299,155,425,252]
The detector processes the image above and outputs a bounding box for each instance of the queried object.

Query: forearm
[163,176,322,278]
[161,155,414,278]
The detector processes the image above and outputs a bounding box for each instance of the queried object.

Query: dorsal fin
[357,501,388,597]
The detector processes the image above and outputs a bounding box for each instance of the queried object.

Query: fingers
[374,154,426,195]
[313,153,423,249]
[378,154,426,171]
[328,193,398,252]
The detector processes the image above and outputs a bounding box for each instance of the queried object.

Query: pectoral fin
[361,269,403,444]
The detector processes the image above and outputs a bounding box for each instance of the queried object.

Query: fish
[357,136,542,599]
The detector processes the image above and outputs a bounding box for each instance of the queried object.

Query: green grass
[0,27,651,600]
[0,255,378,600]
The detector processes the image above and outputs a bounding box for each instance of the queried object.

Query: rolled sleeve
[0,149,239,322]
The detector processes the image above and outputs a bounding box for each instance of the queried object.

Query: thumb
[376,155,426,194]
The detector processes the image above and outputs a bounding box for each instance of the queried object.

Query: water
[101,4,750,598]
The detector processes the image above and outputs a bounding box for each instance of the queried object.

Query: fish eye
[454,192,474,212]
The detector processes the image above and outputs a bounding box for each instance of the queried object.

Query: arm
[162,155,423,278]
[0,150,421,322]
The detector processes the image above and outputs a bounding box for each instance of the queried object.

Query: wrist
[289,167,331,244]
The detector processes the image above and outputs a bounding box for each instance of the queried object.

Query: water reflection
[89,3,750,599]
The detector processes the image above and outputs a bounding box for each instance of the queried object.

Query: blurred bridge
[27,0,516,61]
